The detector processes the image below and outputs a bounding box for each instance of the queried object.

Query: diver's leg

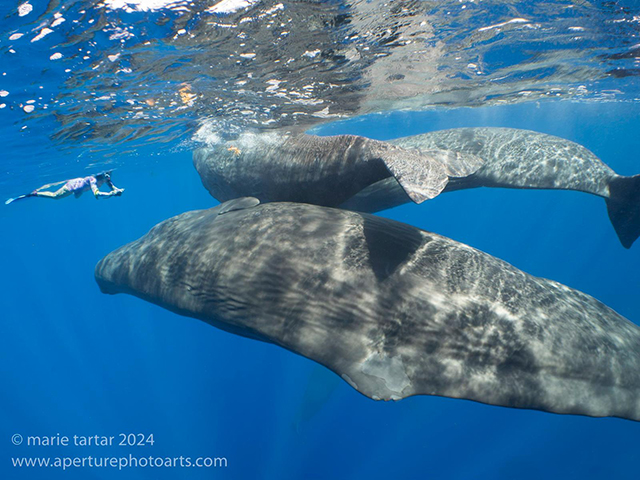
[33,180,66,192]
[33,186,72,199]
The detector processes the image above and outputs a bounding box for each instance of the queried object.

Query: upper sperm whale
[194,128,640,248]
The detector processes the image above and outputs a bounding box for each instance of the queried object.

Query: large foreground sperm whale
[342,128,640,248]
[95,199,640,421]
[193,133,483,206]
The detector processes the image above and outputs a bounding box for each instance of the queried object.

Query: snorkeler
[5,171,124,205]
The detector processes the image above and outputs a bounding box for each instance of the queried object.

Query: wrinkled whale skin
[96,199,640,421]
[193,133,484,206]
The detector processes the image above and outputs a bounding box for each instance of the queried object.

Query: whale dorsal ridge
[217,197,261,215]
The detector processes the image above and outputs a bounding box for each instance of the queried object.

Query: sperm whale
[95,198,640,421]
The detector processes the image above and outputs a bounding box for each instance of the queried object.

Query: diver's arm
[106,175,124,196]
[106,182,124,196]
[91,177,114,198]
[90,177,103,198]
[91,176,124,198]
[108,187,124,196]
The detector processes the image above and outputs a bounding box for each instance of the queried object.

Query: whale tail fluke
[606,174,640,249]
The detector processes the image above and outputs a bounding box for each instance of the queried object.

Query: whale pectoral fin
[340,177,409,213]
[381,150,449,204]
[217,197,261,215]
[422,149,485,178]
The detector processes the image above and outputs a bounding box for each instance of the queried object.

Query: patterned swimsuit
[65,176,96,197]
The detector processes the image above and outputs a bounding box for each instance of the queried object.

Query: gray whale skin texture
[95,199,640,421]
[193,133,484,207]
[344,127,640,248]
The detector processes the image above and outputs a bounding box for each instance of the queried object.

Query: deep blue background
[1,101,639,479]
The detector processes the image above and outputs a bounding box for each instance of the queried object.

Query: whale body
[95,199,640,421]
[193,133,483,206]
[342,128,640,248]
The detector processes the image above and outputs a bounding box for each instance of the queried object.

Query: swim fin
[5,193,35,205]
[606,174,640,248]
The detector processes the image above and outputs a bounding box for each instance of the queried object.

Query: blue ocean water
[2,0,640,478]
[2,100,639,480]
